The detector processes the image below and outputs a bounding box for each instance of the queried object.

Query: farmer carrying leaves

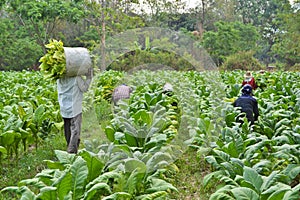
[57,68,93,154]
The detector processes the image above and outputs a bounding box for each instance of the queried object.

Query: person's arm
[252,78,258,89]
[242,80,246,86]
[77,68,93,92]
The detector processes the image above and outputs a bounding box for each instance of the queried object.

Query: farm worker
[162,82,178,107]
[242,71,257,90]
[233,84,259,125]
[112,84,132,105]
[57,68,93,154]
[163,82,174,96]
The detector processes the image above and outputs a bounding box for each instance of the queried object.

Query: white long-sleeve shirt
[57,76,91,118]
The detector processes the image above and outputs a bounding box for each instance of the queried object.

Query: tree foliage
[271,5,300,66]
[0,0,298,70]
[201,21,259,66]
[221,51,263,71]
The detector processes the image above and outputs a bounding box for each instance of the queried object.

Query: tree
[271,4,300,66]
[201,21,259,66]
[235,0,293,65]
[0,17,42,70]
[84,0,144,70]
[136,0,185,27]
[6,0,86,52]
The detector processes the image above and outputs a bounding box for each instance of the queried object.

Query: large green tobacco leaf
[243,167,263,193]
[132,109,152,127]
[85,171,121,191]
[231,187,259,200]
[83,183,111,200]
[0,130,19,145]
[219,175,239,186]
[0,145,7,156]
[45,160,65,171]
[102,192,131,200]
[281,164,300,183]
[124,132,138,147]
[145,151,173,172]
[55,150,76,164]
[33,105,45,124]
[79,150,105,182]
[252,160,273,175]
[209,192,235,200]
[146,178,178,193]
[36,186,57,200]
[260,171,278,193]
[53,171,72,200]
[2,186,37,200]
[205,155,220,170]
[105,126,115,142]
[261,183,290,200]
[70,157,88,199]
[123,169,140,195]
[136,191,168,200]
[283,184,300,200]
[18,178,47,189]
[203,171,224,188]
[124,158,147,174]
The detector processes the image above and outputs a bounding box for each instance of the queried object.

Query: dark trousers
[63,113,82,154]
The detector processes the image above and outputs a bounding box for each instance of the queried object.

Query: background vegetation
[0,0,299,71]
[0,0,300,199]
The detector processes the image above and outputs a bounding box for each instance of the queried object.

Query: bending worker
[233,84,259,125]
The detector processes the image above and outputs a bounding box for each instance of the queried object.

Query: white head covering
[163,83,173,92]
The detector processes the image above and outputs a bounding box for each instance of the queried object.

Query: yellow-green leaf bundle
[39,39,66,81]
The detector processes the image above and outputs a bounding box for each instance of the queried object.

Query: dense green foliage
[0,0,299,70]
[1,70,299,199]
[201,21,259,66]
[221,51,263,71]
[0,0,300,198]
[0,71,61,162]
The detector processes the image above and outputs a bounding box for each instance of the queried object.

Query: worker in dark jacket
[233,84,259,125]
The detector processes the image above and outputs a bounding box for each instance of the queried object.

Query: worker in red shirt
[242,71,257,90]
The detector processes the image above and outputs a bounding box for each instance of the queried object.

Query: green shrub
[221,51,263,71]
[107,49,195,71]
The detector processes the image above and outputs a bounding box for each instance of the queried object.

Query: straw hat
[244,71,252,79]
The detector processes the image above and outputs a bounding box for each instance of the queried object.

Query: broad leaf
[243,166,263,193]
[209,192,235,200]
[36,186,57,200]
[70,157,88,199]
[231,187,259,200]
[54,150,76,164]
[124,158,147,174]
[84,183,111,200]
[203,171,223,188]
[102,192,131,200]
[80,150,105,181]
[53,171,72,200]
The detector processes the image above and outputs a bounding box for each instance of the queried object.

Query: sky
[134,0,298,14]
[184,0,296,9]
